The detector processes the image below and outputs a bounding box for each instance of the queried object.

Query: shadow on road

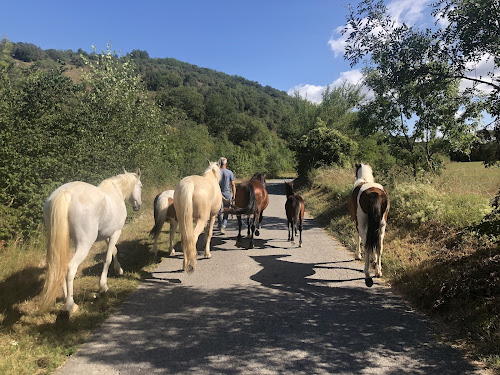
[61,255,480,375]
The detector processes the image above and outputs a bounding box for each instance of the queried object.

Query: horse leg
[290,219,295,245]
[375,221,386,277]
[203,215,216,259]
[359,219,373,287]
[287,219,291,241]
[151,234,159,258]
[248,215,256,249]
[246,217,251,238]
[100,231,122,293]
[255,211,263,236]
[193,217,207,254]
[169,219,177,256]
[62,243,91,317]
[298,215,303,248]
[354,235,362,260]
[236,215,244,248]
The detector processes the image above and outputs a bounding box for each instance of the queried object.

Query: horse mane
[98,172,138,198]
[203,161,221,182]
[251,172,266,186]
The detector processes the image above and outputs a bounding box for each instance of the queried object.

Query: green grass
[432,161,500,198]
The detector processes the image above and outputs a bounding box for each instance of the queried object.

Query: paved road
[57,180,484,374]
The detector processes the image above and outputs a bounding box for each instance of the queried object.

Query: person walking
[217,157,235,234]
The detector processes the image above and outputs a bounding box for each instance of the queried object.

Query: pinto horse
[39,169,142,319]
[285,181,305,247]
[227,173,269,249]
[174,162,222,274]
[149,190,178,258]
[348,163,390,287]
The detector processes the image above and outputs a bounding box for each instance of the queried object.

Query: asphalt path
[57,180,485,374]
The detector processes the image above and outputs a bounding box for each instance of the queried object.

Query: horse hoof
[255,230,260,236]
[118,268,124,276]
[100,285,109,293]
[235,241,244,248]
[204,253,211,259]
[299,243,302,248]
[365,277,374,287]
[56,310,70,323]
[185,265,195,274]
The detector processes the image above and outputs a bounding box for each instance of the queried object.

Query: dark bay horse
[285,181,305,247]
[226,173,269,249]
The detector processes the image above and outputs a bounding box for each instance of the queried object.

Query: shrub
[391,182,490,227]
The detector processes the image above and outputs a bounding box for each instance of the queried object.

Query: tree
[296,118,358,178]
[343,0,485,175]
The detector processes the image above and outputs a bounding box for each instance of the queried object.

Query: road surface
[57,180,484,374]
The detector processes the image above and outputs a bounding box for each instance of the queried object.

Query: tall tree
[343,0,486,174]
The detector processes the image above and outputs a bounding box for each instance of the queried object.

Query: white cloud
[459,54,499,95]
[327,0,431,58]
[287,83,325,104]
[328,25,349,58]
[386,0,430,26]
[287,69,373,104]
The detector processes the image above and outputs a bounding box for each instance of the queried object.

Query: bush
[391,182,490,227]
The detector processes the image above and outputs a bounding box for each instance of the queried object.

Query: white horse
[39,169,142,319]
[174,162,222,274]
[149,190,178,257]
[348,163,390,287]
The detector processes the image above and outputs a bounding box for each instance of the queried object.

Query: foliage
[474,188,500,243]
[296,119,358,178]
[343,0,492,173]
[391,182,490,227]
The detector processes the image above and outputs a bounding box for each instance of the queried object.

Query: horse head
[129,168,142,211]
[285,181,294,198]
[204,161,221,182]
[355,163,373,182]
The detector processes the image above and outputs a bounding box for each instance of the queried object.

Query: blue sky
[2,0,496,107]
[3,1,352,95]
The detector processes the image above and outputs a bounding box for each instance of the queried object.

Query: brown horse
[348,163,390,287]
[227,173,269,249]
[285,181,305,247]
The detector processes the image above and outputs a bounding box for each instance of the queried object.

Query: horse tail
[365,192,382,257]
[293,197,302,225]
[177,182,196,274]
[39,190,71,312]
[229,184,257,215]
[149,193,168,239]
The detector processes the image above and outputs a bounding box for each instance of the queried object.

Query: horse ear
[136,168,141,179]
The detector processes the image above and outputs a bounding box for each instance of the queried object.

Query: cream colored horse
[39,170,142,319]
[174,162,222,274]
[149,190,177,257]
